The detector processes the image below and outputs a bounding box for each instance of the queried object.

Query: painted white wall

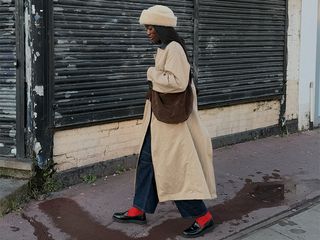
[315,0,320,126]
[286,0,301,121]
[299,0,318,130]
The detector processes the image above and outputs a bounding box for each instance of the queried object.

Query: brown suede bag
[147,71,193,124]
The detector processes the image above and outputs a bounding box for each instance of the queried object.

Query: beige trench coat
[137,41,217,202]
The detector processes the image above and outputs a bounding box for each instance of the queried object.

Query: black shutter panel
[0,0,16,157]
[197,0,286,107]
[53,0,194,127]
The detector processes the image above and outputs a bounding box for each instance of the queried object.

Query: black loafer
[112,211,147,225]
[182,219,215,238]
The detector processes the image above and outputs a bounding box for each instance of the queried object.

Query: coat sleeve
[147,43,190,93]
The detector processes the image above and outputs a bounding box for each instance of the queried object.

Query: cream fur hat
[139,5,177,27]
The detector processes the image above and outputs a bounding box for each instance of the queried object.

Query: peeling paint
[9,129,16,138]
[67,64,77,69]
[65,91,78,98]
[34,85,44,96]
[55,112,63,119]
[11,147,17,155]
[57,39,69,44]
[34,142,42,155]
[34,13,40,21]
[54,7,64,11]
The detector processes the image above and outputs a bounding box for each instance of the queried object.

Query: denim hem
[192,210,210,219]
[132,203,156,214]
[180,209,208,219]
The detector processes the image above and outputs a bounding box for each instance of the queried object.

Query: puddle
[278,220,298,227]
[10,226,20,232]
[210,181,284,224]
[262,173,282,182]
[21,213,55,240]
[290,229,306,234]
[39,198,128,240]
[36,180,285,239]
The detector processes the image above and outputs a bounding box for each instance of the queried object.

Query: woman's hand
[147,67,155,81]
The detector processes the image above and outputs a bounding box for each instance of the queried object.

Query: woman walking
[113,5,217,238]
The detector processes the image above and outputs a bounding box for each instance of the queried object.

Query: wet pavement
[0,129,319,240]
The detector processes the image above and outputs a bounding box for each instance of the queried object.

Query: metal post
[25,0,53,168]
[15,0,26,159]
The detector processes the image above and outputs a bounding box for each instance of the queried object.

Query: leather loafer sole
[112,215,147,225]
[182,220,216,238]
[112,211,147,225]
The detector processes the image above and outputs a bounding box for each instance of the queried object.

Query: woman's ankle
[127,207,144,217]
[195,211,213,227]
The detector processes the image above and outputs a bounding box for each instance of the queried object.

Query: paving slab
[0,178,29,215]
[270,206,320,240]
[312,204,320,213]
[0,179,28,199]
[241,228,293,240]
[239,202,320,240]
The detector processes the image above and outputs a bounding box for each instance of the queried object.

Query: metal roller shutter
[53,0,194,127]
[0,0,16,157]
[197,0,287,107]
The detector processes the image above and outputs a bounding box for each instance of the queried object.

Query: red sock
[127,207,144,217]
[196,211,212,228]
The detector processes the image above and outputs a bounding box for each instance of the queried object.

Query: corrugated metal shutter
[0,0,16,157]
[197,0,286,107]
[53,0,194,127]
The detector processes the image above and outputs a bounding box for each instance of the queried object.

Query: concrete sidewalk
[0,129,319,240]
[237,199,320,240]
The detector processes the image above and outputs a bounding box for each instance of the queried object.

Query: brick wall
[53,100,280,171]
[54,120,143,171]
[200,101,280,138]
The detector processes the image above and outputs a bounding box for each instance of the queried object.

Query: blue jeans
[133,127,208,218]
